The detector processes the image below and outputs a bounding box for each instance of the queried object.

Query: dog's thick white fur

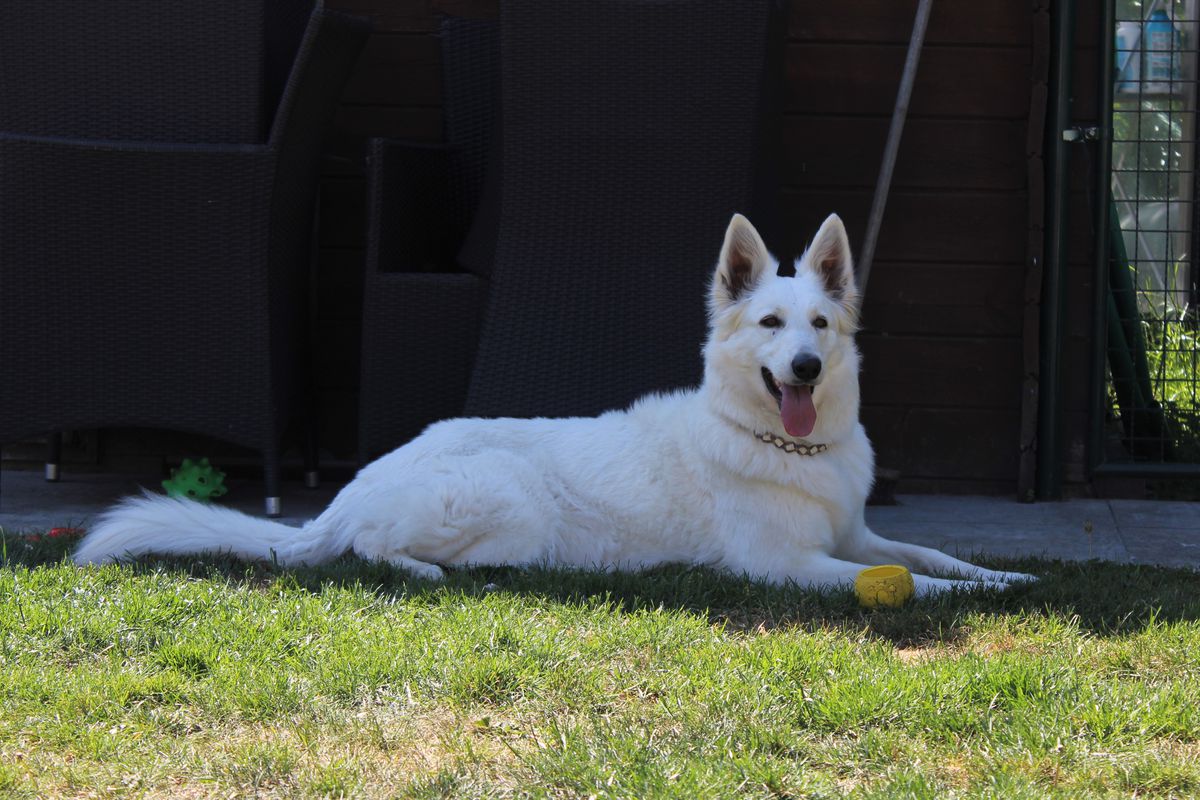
[74,214,1033,595]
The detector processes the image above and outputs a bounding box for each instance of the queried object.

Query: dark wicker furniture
[464,0,786,419]
[358,17,499,462]
[0,0,369,514]
[358,0,785,458]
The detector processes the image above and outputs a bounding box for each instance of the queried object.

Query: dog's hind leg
[345,523,446,579]
[377,554,446,581]
[343,452,560,576]
[836,527,1036,586]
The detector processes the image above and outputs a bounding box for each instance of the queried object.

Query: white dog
[74,214,1033,596]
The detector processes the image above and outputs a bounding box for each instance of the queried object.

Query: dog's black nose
[791,355,822,383]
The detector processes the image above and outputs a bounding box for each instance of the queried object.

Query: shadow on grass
[4,528,1199,648]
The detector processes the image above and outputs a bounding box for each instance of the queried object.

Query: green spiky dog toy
[162,457,228,502]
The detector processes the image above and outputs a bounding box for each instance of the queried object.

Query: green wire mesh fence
[1105,0,1200,467]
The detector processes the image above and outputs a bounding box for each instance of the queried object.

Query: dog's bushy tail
[72,492,345,567]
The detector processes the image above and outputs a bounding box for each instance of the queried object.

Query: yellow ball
[855,565,915,608]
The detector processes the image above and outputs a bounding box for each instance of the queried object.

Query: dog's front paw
[971,568,1036,587]
[996,571,1037,585]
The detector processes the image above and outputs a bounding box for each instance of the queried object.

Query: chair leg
[264,446,281,518]
[45,432,62,482]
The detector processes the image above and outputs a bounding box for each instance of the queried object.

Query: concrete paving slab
[868,495,1150,564]
[870,520,1129,563]
[1119,527,1200,569]
[1107,499,1200,529]
[867,494,1118,529]
[0,468,337,533]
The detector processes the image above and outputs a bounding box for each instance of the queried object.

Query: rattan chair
[465,0,786,418]
[358,17,499,462]
[0,0,370,515]
[357,0,784,458]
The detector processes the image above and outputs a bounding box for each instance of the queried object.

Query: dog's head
[705,213,860,440]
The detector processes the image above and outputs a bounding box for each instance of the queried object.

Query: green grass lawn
[1,529,1198,799]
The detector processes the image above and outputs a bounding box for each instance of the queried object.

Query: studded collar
[754,431,829,456]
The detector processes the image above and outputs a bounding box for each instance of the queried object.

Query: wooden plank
[1019,0,1050,501]
[318,178,368,249]
[1061,410,1093,484]
[1066,140,1099,194]
[1075,2,1100,48]
[1061,333,1096,413]
[1062,190,1098,266]
[313,319,362,391]
[778,189,1028,265]
[782,116,1027,190]
[786,43,1031,118]
[859,404,906,467]
[316,389,360,459]
[789,0,1029,47]
[858,336,1023,409]
[1071,46,1100,121]
[1064,262,1098,339]
[889,476,1018,494]
[341,33,441,107]
[861,406,1021,481]
[333,0,1027,46]
[319,144,369,178]
[859,263,1024,337]
[327,0,495,34]
[332,105,442,142]
[316,247,366,321]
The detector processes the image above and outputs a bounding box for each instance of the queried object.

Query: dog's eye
[759,315,782,329]
[812,316,828,330]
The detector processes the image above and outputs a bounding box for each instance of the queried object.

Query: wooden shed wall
[314,0,1040,493]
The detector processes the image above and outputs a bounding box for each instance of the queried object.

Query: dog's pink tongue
[781,384,817,438]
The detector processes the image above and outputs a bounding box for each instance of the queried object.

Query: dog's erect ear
[712,214,771,309]
[802,213,858,305]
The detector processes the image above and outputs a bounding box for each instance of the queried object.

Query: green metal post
[1037,0,1076,499]
[1089,0,1114,478]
